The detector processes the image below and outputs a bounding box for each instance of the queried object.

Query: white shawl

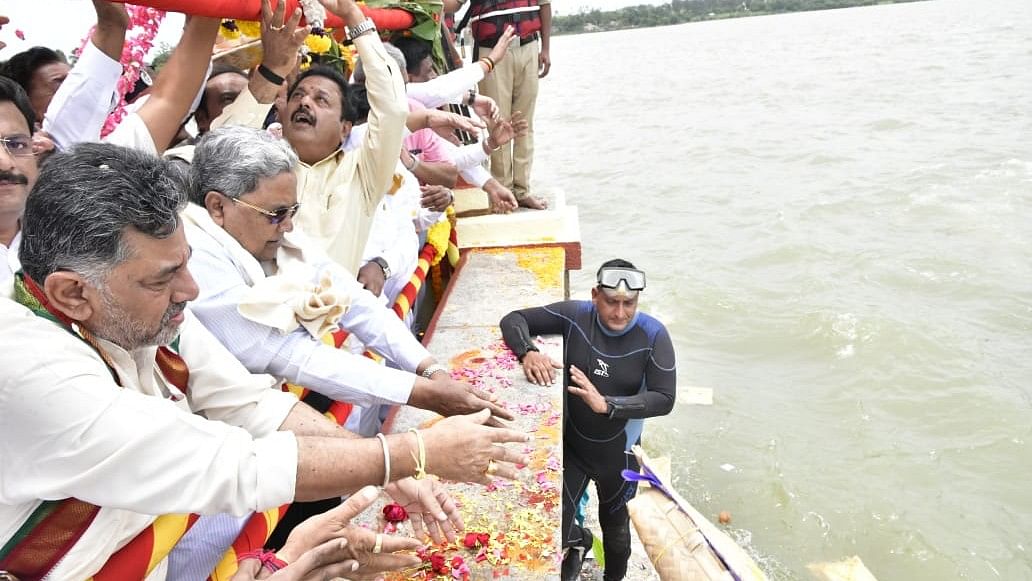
[181,204,349,340]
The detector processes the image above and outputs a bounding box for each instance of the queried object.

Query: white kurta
[406,62,486,109]
[0,288,299,580]
[360,167,422,306]
[42,39,122,151]
[0,229,21,286]
[183,206,427,409]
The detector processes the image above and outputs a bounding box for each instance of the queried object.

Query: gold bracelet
[409,428,427,480]
[376,432,390,488]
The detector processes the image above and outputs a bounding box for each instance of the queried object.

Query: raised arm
[90,0,130,60]
[211,0,308,129]
[41,1,127,149]
[130,16,220,153]
[349,22,409,212]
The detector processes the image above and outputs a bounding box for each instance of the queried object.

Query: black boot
[561,528,593,581]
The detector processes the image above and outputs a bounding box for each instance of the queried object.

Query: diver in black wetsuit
[499,259,677,581]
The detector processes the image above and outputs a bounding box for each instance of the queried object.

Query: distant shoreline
[553,0,929,36]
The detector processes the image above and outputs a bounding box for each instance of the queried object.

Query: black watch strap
[257,64,285,86]
[517,344,539,362]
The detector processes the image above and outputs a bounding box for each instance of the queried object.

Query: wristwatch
[371,256,391,278]
[421,363,449,379]
[346,18,377,41]
[517,344,539,363]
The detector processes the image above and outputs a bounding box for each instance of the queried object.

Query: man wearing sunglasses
[184,126,512,434]
[0,77,39,286]
[499,259,677,581]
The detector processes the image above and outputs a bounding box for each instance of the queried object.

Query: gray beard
[92,285,185,351]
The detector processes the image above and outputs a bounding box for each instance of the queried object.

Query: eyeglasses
[0,135,34,158]
[597,267,646,291]
[229,196,301,225]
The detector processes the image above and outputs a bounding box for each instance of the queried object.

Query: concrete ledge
[376,248,568,579]
[454,188,582,271]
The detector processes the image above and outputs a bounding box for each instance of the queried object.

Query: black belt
[480,32,539,49]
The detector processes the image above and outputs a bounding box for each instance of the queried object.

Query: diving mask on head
[597,267,646,298]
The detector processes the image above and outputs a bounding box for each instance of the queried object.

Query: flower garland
[77,5,166,138]
[218,19,354,74]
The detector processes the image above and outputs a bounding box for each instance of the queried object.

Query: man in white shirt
[40,11,218,156]
[355,34,521,213]
[0,77,38,285]
[0,140,528,580]
[184,126,511,436]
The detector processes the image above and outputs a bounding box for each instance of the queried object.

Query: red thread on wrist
[237,549,290,572]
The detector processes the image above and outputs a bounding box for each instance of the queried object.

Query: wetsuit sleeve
[499,301,572,360]
[606,325,677,419]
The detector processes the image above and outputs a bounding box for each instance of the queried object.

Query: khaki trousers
[477,39,539,199]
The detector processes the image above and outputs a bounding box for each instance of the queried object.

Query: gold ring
[486,460,498,476]
[269,24,285,31]
[372,533,383,554]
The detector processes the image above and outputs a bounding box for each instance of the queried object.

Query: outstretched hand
[487,26,518,67]
[385,477,464,544]
[279,486,423,578]
[521,350,561,386]
[471,94,499,123]
[486,111,528,150]
[232,539,360,581]
[260,0,310,75]
[568,364,607,413]
[483,180,518,214]
[422,409,530,484]
[411,377,515,426]
[419,184,453,212]
[423,109,486,135]
[232,486,422,580]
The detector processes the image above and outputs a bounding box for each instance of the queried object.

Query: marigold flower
[237,20,262,38]
[305,32,333,54]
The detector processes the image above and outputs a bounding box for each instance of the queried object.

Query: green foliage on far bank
[553,0,927,36]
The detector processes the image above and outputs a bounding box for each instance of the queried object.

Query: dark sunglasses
[230,196,301,225]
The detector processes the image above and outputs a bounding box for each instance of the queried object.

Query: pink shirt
[404,98,450,165]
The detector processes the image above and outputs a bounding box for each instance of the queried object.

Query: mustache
[161,302,187,325]
[291,105,314,123]
[0,170,29,185]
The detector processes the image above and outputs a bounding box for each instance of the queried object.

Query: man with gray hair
[183,125,511,436]
[0,142,529,580]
